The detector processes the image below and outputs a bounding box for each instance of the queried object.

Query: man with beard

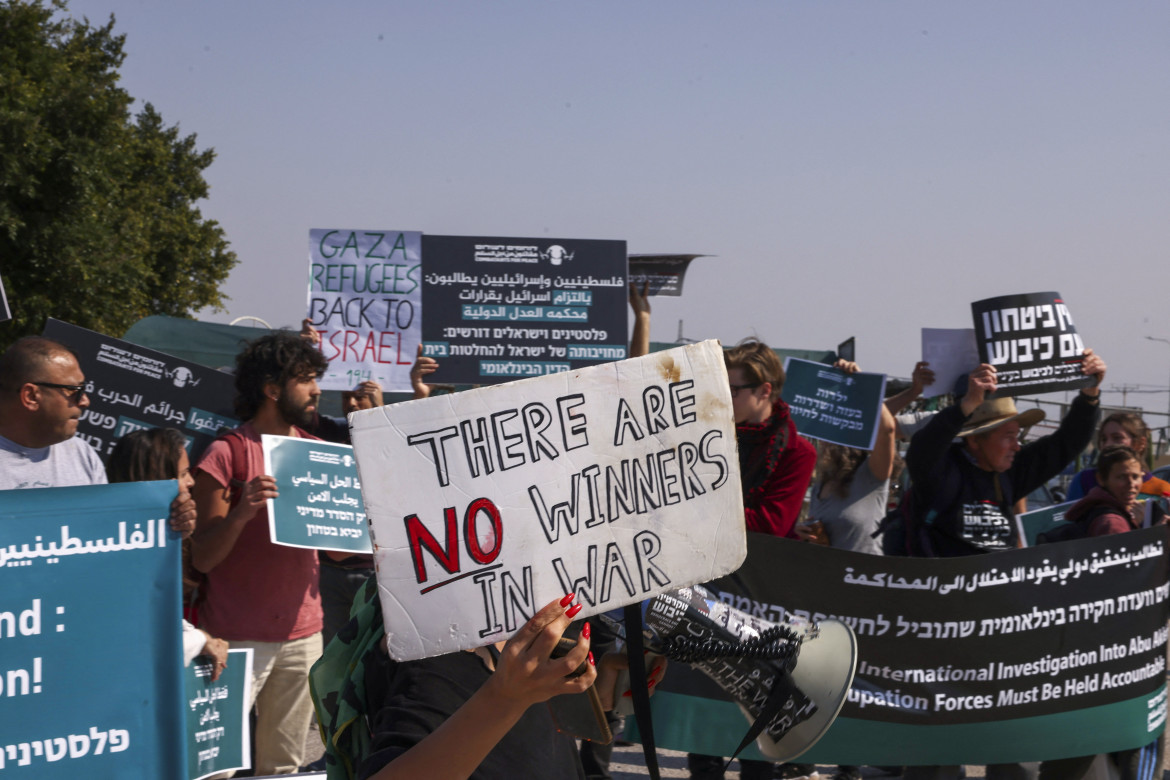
[191,331,328,775]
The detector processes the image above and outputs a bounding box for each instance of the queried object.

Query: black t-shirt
[358,648,586,780]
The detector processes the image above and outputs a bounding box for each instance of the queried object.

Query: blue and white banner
[0,481,185,778]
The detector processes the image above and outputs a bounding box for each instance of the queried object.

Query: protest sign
[420,234,628,385]
[627,254,703,297]
[636,529,1169,765]
[262,435,371,554]
[1017,501,1075,547]
[0,481,185,778]
[781,357,887,450]
[42,319,238,463]
[836,337,855,363]
[350,340,745,660]
[971,292,1093,396]
[921,328,980,399]
[307,229,423,392]
[184,648,253,780]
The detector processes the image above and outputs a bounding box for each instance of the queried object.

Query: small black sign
[420,235,628,385]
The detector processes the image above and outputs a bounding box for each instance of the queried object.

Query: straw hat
[957,396,1045,438]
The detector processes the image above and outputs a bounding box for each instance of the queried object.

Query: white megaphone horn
[606,584,857,763]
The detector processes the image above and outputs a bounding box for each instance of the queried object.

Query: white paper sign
[306,229,423,392]
[350,340,746,661]
[920,328,981,398]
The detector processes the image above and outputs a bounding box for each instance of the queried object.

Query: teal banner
[262,435,371,553]
[0,481,184,777]
[781,357,886,450]
[637,529,1169,765]
[1018,501,1075,546]
[184,648,253,780]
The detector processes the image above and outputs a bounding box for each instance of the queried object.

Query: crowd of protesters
[0,284,1167,780]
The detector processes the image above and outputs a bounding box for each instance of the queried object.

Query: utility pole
[1144,336,1170,458]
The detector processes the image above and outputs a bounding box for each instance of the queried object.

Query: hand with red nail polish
[582,621,591,640]
[565,603,583,619]
[358,596,594,780]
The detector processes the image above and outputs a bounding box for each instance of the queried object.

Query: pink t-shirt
[195,423,323,642]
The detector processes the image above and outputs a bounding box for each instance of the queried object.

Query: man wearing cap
[905,349,1105,558]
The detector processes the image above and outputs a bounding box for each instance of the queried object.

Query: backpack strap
[214,429,251,509]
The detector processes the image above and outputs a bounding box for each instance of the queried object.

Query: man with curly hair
[191,331,329,775]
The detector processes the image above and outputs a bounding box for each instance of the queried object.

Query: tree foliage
[0,0,236,349]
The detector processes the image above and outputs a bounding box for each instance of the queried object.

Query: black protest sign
[646,529,1170,765]
[971,292,1093,396]
[43,319,238,463]
[420,235,628,385]
[836,337,855,363]
[627,254,703,297]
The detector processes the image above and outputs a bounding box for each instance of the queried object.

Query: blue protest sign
[0,481,184,778]
[262,435,371,553]
[184,648,253,780]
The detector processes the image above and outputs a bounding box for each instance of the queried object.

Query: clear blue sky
[67,0,1170,422]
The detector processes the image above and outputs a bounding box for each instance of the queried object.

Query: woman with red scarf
[687,340,818,780]
[726,339,818,539]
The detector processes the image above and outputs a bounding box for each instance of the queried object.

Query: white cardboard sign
[350,340,746,660]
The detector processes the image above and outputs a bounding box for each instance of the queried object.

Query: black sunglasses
[32,381,87,402]
[729,382,761,397]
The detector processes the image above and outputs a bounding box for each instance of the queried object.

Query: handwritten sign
[42,319,238,463]
[645,529,1169,765]
[627,254,703,297]
[971,292,1094,397]
[307,229,423,392]
[350,340,745,660]
[420,234,628,385]
[262,435,371,554]
[184,648,253,780]
[0,481,184,778]
[781,358,887,450]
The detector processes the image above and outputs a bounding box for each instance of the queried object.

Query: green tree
[0,0,236,348]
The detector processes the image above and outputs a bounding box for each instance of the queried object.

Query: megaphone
[605,584,857,763]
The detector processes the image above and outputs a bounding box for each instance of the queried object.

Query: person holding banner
[1036,445,1164,780]
[1066,412,1170,501]
[0,335,198,538]
[356,596,595,780]
[903,351,1105,780]
[687,339,817,780]
[106,427,231,679]
[1062,446,1159,537]
[191,331,329,775]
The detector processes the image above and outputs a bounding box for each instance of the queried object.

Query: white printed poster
[307,229,423,392]
[349,340,746,661]
[921,328,981,399]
